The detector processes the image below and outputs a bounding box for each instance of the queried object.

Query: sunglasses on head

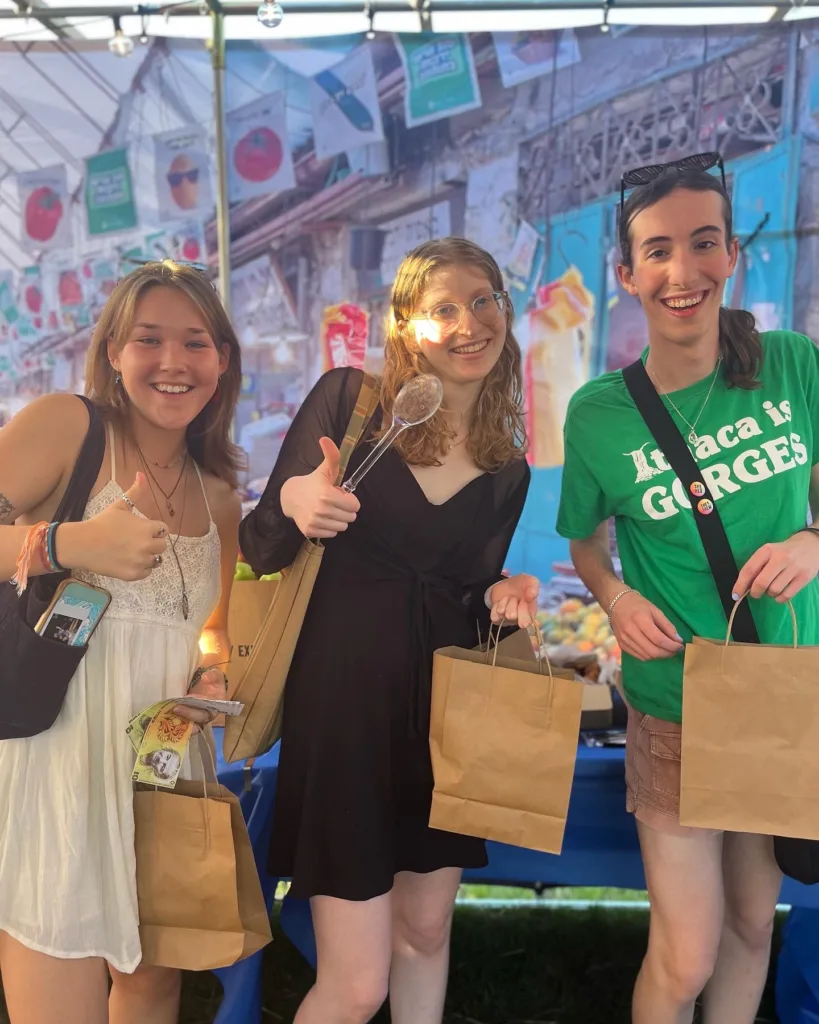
[619,151,726,210]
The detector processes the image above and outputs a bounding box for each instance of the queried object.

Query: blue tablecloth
[212,731,819,1024]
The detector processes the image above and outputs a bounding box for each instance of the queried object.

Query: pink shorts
[625,704,722,838]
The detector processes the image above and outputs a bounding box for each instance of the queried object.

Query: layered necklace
[135,442,187,518]
[647,355,722,448]
[135,445,191,621]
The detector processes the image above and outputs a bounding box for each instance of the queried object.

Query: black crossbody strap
[622,359,760,644]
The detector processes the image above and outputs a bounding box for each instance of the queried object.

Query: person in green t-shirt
[557,159,819,1024]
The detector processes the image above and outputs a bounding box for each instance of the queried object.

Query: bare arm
[199,483,242,682]
[0,394,87,580]
[0,394,167,583]
[569,522,628,612]
[734,461,819,602]
[570,520,682,662]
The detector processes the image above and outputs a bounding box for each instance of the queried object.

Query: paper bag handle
[485,622,554,684]
[724,593,797,648]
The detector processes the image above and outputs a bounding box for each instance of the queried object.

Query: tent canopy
[0,0,818,43]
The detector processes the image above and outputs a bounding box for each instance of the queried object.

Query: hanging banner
[85,148,138,236]
[52,254,90,331]
[320,302,369,372]
[506,220,540,286]
[80,255,118,317]
[0,271,19,333]
[168,221,207,265]
[18,266,46,340]
[464,151,519,268]
[153,126,214,224]
[492,30,581,89]
[227,92,295,203]
[310,47,384,160]
[17,164,72,254]
[395,35,482,128]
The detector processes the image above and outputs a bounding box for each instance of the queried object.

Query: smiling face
[618,188,738,350]
[108,284,229,433]
[405,263,508,389]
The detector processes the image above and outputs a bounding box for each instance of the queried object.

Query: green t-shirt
[557,330,819,723]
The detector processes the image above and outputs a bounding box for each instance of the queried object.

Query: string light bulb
[364,1,375,39]
[108,16,134,57]
[257,0,284,27]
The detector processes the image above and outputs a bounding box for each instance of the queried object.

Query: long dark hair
[618,166,762,390]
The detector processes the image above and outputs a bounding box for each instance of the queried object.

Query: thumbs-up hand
[280,435,360,539]
[57,473,169,581]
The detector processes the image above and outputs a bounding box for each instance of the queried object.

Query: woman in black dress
[240,237,539,1024]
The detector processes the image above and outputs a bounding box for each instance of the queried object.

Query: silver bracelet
[607,587,636,623]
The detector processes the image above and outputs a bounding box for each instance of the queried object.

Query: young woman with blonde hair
[0,261,243,1024]
[241,236,539,1024]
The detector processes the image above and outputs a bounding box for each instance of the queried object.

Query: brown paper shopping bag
[227,580,279,692]
[223,374,380,764]
[134,748,272,970]
[429,637,583,854]
[680,597,819,838]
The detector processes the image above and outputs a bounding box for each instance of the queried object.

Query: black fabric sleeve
[462,459,531,636]
[239,367,365,577]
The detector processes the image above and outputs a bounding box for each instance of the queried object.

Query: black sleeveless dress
[240,367,530,901]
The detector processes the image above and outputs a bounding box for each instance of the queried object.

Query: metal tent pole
[210,0,231,318]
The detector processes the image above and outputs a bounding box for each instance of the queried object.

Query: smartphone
[35,579,112,647]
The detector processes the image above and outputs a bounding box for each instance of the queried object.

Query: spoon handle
[341,423,404,494]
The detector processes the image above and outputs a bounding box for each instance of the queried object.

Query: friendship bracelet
[607,587,637,624]
[45,523,64,573]
[11,521,49,596]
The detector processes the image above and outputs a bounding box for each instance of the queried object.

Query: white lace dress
[0,431,221,972]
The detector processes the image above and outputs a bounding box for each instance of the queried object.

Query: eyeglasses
[407,291,509,336]
[620,151,726,210]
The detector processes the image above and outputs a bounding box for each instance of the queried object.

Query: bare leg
[294,892,393,1024]
[0,930,108,1024]
[389,868,461,1024]
[632,823,725,1024]
[108,962,181,1024]
[701,832,781,1024]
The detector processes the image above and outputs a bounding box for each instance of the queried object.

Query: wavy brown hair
[84,260,244,487]
[619,166,762,389]
[381,237,527,471]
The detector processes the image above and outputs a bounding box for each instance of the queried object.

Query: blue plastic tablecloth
[212,731,819,1024]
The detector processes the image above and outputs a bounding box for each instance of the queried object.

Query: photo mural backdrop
[0,22,814,580]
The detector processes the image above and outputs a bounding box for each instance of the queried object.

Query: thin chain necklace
[145,448,186,470]
[647,355,722,447]
[136,449,190,621]
[135,443,187,517]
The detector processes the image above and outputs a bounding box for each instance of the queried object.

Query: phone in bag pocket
[35,579,111,646]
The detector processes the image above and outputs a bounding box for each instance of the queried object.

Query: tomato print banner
[227,91,295,203]
[16,164,72,255]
